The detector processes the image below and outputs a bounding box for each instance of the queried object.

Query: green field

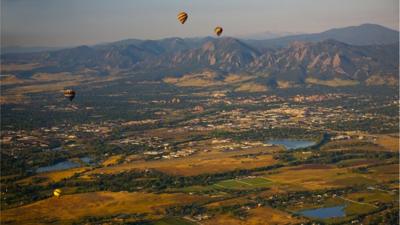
[173,177,272,193]
[212,177,271,190]
[153,217,197,225]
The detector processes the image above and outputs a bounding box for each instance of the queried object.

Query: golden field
[1,191,206,225]
[203,207,305,225]
[87,147,277,176]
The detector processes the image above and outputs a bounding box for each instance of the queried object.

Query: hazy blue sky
[1,0,398,47]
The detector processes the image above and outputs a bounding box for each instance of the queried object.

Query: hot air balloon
[64,89,76,101]
[214,27,223,36]
[177,12,188,24]
[53,189,62,198]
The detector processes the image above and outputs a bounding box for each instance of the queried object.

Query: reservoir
[36,161,80,173]
[298,205,346,219]
[36,156,95,173]
[266,139,316,150]
[80,156,93,164]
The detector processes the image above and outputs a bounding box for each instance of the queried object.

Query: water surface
[266,139,316,150]
[80,156,94,165]
[299,205,346,219]
[36,161,80,173]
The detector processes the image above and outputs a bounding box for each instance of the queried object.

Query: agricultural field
[203,207,305,225]
[262,165,377,190]
[153,217,197,225]
[375,134,400,152]
[1,192,206,224]
[18,167,90,185]
[85,146,278,176]
[1,75,398,224]
[213,177,272,190]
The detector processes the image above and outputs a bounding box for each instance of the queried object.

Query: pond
[36,161,80,173]
[36,156,95,173]
[80,156,95,165]
[298,205,346,219]
[51,147,63,151]
[266,139,316,150]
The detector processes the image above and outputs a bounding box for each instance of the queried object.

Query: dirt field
[368,164,399,181]
[102,155,123,166]
[203,206,305,225]
[0,71,126,104]
[263,165,378,190]
[1,191,206,224]
[235,82,268,92]
[1,63,42,72]
[86,147,277,176]
[375,134,399,151]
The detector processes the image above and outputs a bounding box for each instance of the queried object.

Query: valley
[1,74,398,224]
[0,24,399,225]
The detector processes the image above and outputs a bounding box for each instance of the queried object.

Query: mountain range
[245,23,399,48]
[236,31,303,40]
[1,24,399,88]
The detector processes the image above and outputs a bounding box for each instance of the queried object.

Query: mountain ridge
[246,23,399,48]
[1,24,398,88]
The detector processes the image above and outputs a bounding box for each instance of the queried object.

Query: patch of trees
[166,203,207,217]
[1,183,49,209]
[325,118,398,134]
[72,213,149,225]
[284,149,398,167]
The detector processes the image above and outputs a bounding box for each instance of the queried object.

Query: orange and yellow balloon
[177,12,188,24]
[53,189,62,198]
[214,27,223,36]
[63,89,76,101]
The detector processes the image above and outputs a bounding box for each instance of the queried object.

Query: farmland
[1,81,398,224]
[1,192,206,224]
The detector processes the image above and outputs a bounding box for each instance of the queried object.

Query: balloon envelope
[64,89,75,101]
[214,27,223,36]
[53,189,62,197]
[177,12,188,24]
[214,27,224,36]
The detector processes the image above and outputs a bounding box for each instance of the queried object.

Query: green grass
[173,177,271,193]
[172,177,272,193]
[333,176,377,186]
[153,217,196,225]
[174,185,217,193]
[336,158,369,167]
[346,191,395,204]
[345,203,377,216]
[213,177,271,190]
[241,177,271,187]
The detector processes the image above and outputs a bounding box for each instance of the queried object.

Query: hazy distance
[1,0,399,47]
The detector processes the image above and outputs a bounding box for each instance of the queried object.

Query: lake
[298,205,346,219]
[266,139,316,150]
[36,161,80,173]
[80,156,95,165]
[36,156,94,173]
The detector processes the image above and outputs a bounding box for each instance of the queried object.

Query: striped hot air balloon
[214,27,223,36]
[63,89,76,101]
[177,12,188,24]
[53,189,62,198]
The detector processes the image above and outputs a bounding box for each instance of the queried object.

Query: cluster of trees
[166,204,206,217]
[1,183,49,209]
[255,187,357,209]
[285,149,398,167]
[366,208,399,225]
[72,213,148,225]
[325,118,398,134]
